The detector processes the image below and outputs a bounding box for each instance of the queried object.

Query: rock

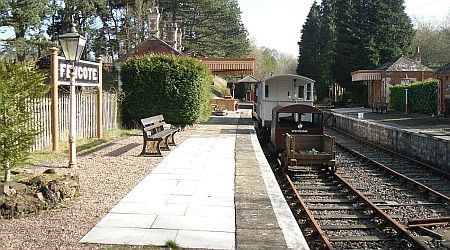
[36,192,45,203]
[43,169,57,175]
[8,182,27,193]
[28,176,44,187]
[1,186,16,197]
[1,173,81,219]
[41,185,57,206]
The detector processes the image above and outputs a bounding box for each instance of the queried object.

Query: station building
[351,47,434,108]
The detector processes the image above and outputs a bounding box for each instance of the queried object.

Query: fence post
[50,47,59,151]
[96,57,103,139]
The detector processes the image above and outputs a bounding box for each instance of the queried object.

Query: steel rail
[328,126,450,179]
[408,217,450,226]
[284,172,334,250]
[333,172,430,249]
[336,142,450,204]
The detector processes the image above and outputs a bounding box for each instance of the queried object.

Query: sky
[237,0,450,57]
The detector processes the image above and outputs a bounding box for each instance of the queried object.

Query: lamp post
[403,76,410,115]
[232,83,236,99]
[59,23,86,168]
[405,88,409,114]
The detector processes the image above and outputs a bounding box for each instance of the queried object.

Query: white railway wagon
[255,74,315,127]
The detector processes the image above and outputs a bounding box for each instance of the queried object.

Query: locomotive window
[265,85,269,97]
[277,112,323,129]
[277,113,296,128]
[312,113,323,128]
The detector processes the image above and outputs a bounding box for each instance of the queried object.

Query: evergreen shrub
[389,79,438,114]
[0,60,49,181]
[120,55,212,126]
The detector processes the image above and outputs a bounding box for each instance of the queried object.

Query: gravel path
[0,128,195,249]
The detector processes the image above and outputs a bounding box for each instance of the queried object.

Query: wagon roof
[262,74,315,83]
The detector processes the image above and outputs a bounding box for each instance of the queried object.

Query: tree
[316,0,336,100]
[248,43,277,79]
[366,0,413,65]
[0,0,51,61]
[332,0,362,88]
[273,52,297,75]
[326,0,413,94]
[157,0,249,57]
[412,17,450,68]
[0,61,49,182]
[297,2,322,92]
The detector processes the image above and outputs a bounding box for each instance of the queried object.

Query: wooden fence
[28,92,118,151]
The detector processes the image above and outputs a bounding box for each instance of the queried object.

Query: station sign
[57,56,100,86]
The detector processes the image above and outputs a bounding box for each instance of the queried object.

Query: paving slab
[80,110,309,249]
[80,114,239,249]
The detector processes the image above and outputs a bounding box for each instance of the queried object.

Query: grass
[26,128,140,168]
[164,239,180,249]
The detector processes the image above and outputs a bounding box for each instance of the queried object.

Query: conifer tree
[297,2,322,83]
[333,0,362,88]
[317,0,337,99]
[158,0,249,57]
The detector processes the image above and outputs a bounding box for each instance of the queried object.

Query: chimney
[148,7,160,38]
[414,46,421,64]
[166,23,178,50]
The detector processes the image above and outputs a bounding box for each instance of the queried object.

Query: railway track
[275,163,429,249]
[260,129,449,249]
[323,127,450,248]
[325,128,450,199]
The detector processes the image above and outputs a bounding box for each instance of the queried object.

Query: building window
[298,85,305,99]
[307,83,312,100]
[265,85,269,98]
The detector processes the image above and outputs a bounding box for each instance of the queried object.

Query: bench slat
[141,115,164,125]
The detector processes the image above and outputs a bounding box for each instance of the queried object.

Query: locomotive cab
[270,104,324,151]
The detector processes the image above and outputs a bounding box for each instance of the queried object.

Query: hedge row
[120,55,212,126]
[389,79,438,114]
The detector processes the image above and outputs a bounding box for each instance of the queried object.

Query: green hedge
[121,55,212,126]
[389,79,438,114]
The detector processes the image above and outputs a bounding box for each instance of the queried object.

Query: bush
[0,60,49,182]
[389,79,438,114]
[121,55,212,126]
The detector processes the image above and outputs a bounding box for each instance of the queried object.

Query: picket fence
[27,92,118,151]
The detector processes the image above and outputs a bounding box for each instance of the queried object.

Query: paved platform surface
[80,110,308,249]
[331,107,450,141]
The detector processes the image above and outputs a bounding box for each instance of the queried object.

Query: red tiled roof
[116,36,182,63]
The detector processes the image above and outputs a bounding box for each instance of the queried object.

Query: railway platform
[328,107,450,171]
[80,109,309,249]
[330,107,450,140]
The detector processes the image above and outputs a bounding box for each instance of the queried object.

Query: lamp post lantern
[59,23,86,168]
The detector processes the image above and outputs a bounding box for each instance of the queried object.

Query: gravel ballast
[0,129,195,249]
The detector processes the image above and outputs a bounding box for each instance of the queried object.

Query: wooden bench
[372,102,388,113]
[140,115,179,157]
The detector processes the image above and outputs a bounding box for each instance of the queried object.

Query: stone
[43,168,57,174]
[28,176,44,187]
[1,186,16,197]
[36,192,45,203]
